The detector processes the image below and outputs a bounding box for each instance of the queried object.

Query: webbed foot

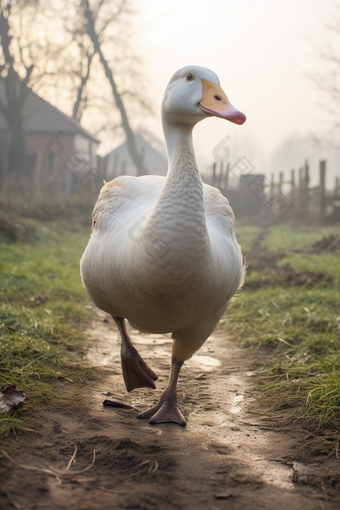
[121,344,158,392]
[138,400,186,426]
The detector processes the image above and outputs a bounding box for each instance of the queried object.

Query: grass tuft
[0,218,91,444]
[229,223,340,436]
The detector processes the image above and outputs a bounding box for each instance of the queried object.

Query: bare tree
[0,0,76,190]
[307,1,340,135]
[0,0,150,190]
[0,1,34,189]
[72,47,95,121]
[80,0,144,174]
[46,0,150,171]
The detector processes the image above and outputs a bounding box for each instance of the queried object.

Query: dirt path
[1,305,340,510]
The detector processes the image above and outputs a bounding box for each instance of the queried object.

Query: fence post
[218,162,223,189]
[212,162,216,187]
[299,167,303,187]
[320,160,326,222]
[279,171,283,193]
[304,160,310,216]
[270,173,275,194]
[224,162,230,191]
[290,169,295,204]
[298,167,302,218]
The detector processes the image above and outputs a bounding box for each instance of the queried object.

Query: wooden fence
[203,159,340,222]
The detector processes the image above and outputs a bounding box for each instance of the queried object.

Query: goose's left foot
[137,356,186,426]
[121,344,158,392]
[112,316,158,392]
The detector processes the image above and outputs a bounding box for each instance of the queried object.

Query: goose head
[162,65,246,127]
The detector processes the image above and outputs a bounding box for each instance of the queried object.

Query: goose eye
[186,72,194,82]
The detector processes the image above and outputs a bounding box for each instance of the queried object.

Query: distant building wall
[104,134,168,179]
[0,75,99,196]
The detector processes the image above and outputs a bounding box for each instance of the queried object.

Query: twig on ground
[1,446,96,483]
[66,445,77,471]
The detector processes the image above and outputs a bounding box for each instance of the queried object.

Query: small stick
[66,446,77,471]
[1,449,96,478]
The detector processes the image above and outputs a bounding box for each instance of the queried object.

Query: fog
[131,0,338,188]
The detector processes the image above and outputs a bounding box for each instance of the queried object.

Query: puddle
[230,392,244,414]
[259,460,293,490]
[189,355,221,370]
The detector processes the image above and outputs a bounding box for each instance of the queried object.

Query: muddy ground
[1,305,340,510]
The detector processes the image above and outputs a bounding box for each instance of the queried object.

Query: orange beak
[199,79,246,125]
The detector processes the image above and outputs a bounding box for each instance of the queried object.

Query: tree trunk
[82,0,144,176]
[72,51,94,121]
[0,8,33,193]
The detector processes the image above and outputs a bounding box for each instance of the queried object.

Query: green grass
[235,223,339,253]
[0,219,91,443]
[234,224,263,254]
[2,215,340,447]
[230,223,340,433]
[278,253,340,280]
[261,226,338,252]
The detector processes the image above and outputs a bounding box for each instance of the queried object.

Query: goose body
[80,65,246,425]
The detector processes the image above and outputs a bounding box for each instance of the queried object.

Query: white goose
[80,65,246,426]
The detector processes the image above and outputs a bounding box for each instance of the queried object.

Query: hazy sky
[131,0,338,184]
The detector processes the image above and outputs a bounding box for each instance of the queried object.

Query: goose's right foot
[121,343,158,392]
[137,356,186,426]
[137,394,186,426]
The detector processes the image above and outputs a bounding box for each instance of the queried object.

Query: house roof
[0,76,99,143]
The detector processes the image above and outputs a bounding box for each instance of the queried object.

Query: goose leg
[138,356,186,426]
[112,316,158,392]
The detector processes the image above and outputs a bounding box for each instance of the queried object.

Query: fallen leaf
[0,385,27,413]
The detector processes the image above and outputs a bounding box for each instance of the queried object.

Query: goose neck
[163,122,195,168]
[144,119,211,263]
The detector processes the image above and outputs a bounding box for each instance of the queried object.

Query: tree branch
[81,0,143,175]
